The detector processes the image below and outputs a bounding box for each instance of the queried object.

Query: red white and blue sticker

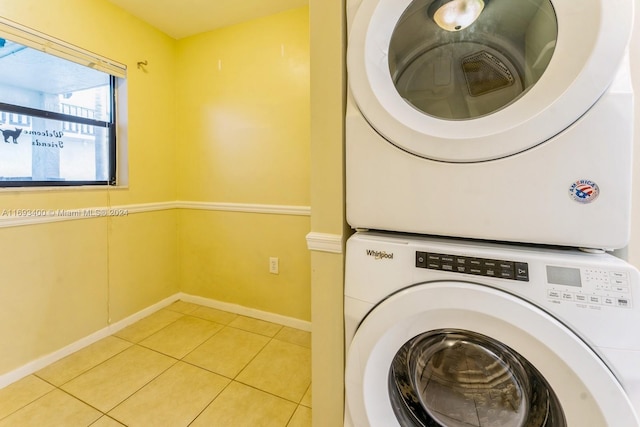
[569,180,600,204]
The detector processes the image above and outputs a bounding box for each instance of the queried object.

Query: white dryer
[346,0,635,250]
[345,231,640,426]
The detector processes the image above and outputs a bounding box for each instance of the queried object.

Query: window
[0,19,126,187]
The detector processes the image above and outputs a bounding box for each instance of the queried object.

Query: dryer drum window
[389,0,558,120]
[388,329,566,426]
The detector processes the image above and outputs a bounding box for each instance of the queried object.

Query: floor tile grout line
[1,384,109,426]
[88,414,121,427]
[178,322,238,366]
[33,337,135,390]
[174,328,310,407]
[224,331,276,381]
[232,378,313,406]
[53,386,108,422]
[0,385,58,422]
[111,315,303,424]
[228,326,310,403]
[126,312,188,345]
[181,306,240,326]
[2,302,311,426]
[184,377,235,427]
[43,343,183,424]
[158,301,308,343]
[59,347,182,423]
[99,352,181,420]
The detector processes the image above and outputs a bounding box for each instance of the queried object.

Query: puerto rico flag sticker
[569,179,600,204]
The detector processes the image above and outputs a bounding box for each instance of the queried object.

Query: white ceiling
[107,0,309,39]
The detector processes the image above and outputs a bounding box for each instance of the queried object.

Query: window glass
[0,38,116,186]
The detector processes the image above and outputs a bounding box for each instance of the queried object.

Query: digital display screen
[546,266,582,287]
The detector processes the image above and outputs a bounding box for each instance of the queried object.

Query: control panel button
[500,269,515,280]
[612,286,630,293]
[427,254,441,263]
[416,252,427,268]
[415,251,528,283]
[617,298,631,308]
[575,294,587,303]
[588,295,601,304]
[484,268,498,277]
[562,292,574,301]
[483,260,497,267]
[515,263,530,282]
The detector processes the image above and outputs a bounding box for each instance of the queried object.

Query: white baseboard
[0,293,310,389]
[178,293,312,332]
[0,294,180,390]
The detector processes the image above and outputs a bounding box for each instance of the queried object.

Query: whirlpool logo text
[366,249,394,260]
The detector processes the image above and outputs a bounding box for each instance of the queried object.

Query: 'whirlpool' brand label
[366,249,394,260]
[569,179,600,204]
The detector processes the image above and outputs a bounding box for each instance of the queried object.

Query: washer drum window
[388,329,566,426]
[389,0,558,120]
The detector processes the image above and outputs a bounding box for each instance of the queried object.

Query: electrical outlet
[269,257,279,274]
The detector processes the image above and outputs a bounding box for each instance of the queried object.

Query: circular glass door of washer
[389,0,557,120]
[389,329,566,426]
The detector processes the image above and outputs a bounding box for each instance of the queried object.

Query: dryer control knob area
[415,251,529,281]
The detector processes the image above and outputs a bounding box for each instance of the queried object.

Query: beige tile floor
[0,301,312,427]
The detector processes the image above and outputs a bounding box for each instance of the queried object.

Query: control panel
[546,266,632,309]
[416,251,529,282]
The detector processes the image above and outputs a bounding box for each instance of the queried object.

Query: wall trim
[178,293,312,332]
[0,293,311,389]
[0,201,311,228]
[176,201,311,216]
[0,201,176,229]
[0,294,180,390]
[306,232,343,254]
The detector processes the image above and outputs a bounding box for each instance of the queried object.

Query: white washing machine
[345,231,640,426]
[346,0,635,250]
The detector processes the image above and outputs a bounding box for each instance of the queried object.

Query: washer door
[347,0,633,162]
[345,282,639,426]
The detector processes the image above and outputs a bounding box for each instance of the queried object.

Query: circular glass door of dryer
[347,0,633,161]
[389,329,566,426]
[390,0,556,121]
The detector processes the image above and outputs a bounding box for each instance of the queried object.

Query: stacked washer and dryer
[344,0,640,426]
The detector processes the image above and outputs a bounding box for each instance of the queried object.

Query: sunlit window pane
[0,38,116,186]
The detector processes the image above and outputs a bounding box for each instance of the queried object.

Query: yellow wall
[176,8,311,321]
[309,0,347,424]
[179,210,311,320]
[176,8,310,206]
[0,1,312,377]
[627,13,640,269]
[0,0,179,375]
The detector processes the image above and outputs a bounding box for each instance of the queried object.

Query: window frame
[0,17,126,188]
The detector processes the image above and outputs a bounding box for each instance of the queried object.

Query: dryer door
[347,0,633,162]
[345,282,639,426]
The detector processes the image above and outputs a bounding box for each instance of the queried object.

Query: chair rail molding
[306,232,343,254]
[0,201,311,228]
